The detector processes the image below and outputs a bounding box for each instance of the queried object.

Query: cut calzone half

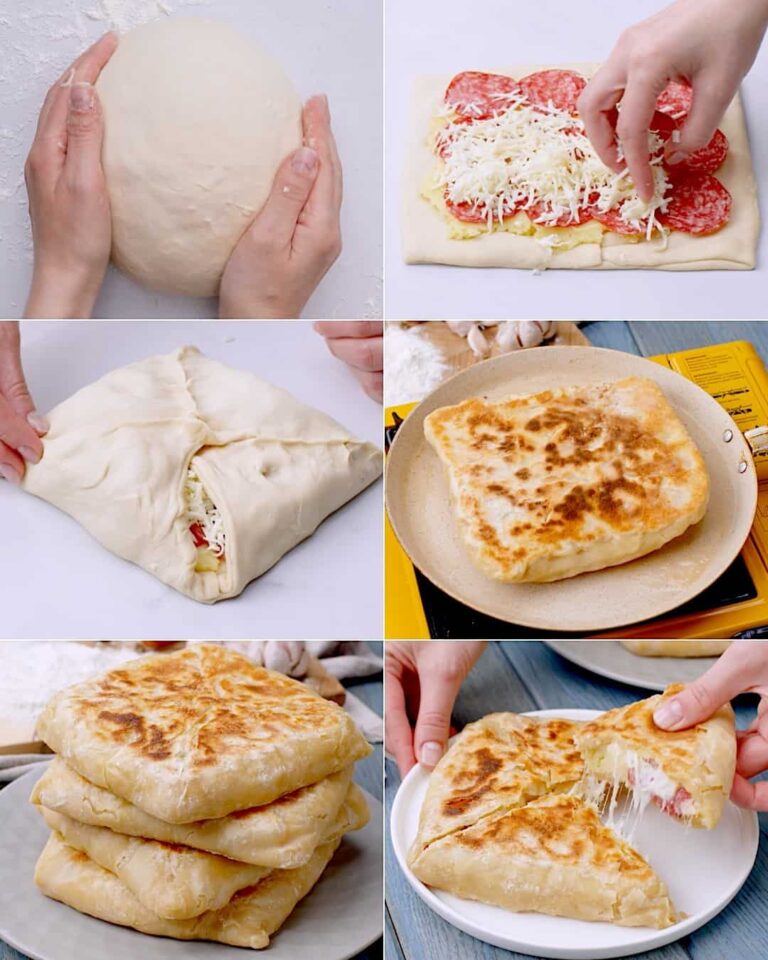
[36,645,372,822]
[31,757,356,868]
[575,684,736,829]
[21,346,382,603]
[37,784,368,919]
[36,831,341,950]
[409,794,678,929]
[411,712,584,854]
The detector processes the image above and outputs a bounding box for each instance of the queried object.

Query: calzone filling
[184,465,226,572]
[588,742,695,829]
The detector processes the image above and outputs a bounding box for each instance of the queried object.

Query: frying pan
[385,346,757,632]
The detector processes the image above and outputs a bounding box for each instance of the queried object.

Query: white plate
[545,641,720,692]
[0,767,383,960]
[390,708,759,960]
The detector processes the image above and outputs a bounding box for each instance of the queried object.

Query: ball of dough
[96,18,302,297]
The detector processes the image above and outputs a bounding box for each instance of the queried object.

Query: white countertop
[385,0,768,320]
[0,0,382,319]
[1,321,382,639]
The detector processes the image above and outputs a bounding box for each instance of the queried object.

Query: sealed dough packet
[21,346,382,603]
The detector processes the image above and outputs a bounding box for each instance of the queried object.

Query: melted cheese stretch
[434,97,671,239]
[184,465,226,559]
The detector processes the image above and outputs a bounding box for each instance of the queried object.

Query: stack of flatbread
[30,645,373,949]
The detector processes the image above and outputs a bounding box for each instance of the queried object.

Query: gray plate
[545,641,719,692]
[0,767,383,960]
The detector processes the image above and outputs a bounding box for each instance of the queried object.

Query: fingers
[578,65,626,172]
[384,662,416,777]
[735,731,768,780]
[653,645,760,730]
[730,774,768,812]
[667,71,734,164]
[0,440,24,485]
[314,321,382,340]
[0,393,42,466]
[324,334,383,374]
[31,33,117,172]
[413,669,464,769]
[0,325,48,437]
[302,95,343,218]
[351,368,383,404]
[250,147,320,249]
[615,76,661,202]
[63,82,106,184]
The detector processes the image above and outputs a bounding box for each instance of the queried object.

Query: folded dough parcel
[30,645,373,949]
[21,346,383,603]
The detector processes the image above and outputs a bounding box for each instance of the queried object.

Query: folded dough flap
[35,830,341,949]
[30,757,358,868]
[36,783,367,920]
[21,346,382,603]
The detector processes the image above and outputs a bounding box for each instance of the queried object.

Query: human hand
[578,0,768,201]
[385,641,486,776]
[24,33,118,319]
[0,322,48,484]
[219,95,342,319]
[653,641,768,811]
[314,321,382,403]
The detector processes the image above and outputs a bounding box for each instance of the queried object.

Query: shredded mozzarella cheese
[185,465,226,557]
[434,99,671,237]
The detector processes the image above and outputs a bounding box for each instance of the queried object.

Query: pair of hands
[24,33,342,319]
[387,641,768,812]
[579,0,768,202]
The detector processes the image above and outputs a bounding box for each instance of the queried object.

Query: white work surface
[385,0,768,320]
[0,321,383,640]
[0,0,382,320]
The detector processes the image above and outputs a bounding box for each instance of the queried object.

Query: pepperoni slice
[648,110,679,145]
[658,172,732,235]
[518,69,586,115]
[526,200,592,228]
[589,205,647,236]
[190,522,209,548]
[445,71,521,119]
[666,128,729,176]
[656,79,693,119]
[435,115,473,158]
[445,193,519,224]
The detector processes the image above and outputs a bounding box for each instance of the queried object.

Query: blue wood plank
[386,908,407,960]
[627,321,768,363]
[581,320,640,355]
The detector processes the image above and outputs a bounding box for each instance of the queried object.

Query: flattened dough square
[402,64,759,270]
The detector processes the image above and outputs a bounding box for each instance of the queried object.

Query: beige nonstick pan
[386,346,757,633]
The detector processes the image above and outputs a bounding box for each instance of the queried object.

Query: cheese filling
[433,97,671,240]
[184,465,226,572]
[601,742,694,832]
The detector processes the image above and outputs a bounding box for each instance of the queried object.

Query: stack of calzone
[30,645,373,949]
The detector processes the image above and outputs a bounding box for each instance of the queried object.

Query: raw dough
[21,347,382,603]
[96,17,302,296]
[402,64,759,270]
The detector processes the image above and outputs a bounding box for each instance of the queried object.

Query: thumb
[414,672,463,769]
[653,657,747,731]
[65,81,104,178]
[251,147,319,248]
[665,73,733,164]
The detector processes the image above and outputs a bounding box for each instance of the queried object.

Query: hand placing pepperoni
[653,641,768,812]
[578,0,768,202]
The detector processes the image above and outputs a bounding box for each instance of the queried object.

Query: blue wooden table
[585,320,768,361]
[385,640,768,960]
[0,648,383,960]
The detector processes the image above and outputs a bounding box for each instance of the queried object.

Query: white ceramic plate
[545,641,721,692]
[0,767,383,960]
[390,709,758,960]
